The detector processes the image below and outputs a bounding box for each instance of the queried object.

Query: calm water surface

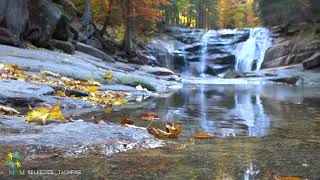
[24,84,320,179]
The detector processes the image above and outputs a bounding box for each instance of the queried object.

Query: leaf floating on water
[313,117,320,123]
[165,123,182,138]
[142,112,160,121]
[192,133,214,139]
[279,176,303,180]
[148,123,182,139]
[25,102,64,124]
[104,72,112,79]
[120,118,135,126]
[148,127,172,138]
[0,106,20,116]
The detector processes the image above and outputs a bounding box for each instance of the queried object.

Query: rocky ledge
[0,44,182,156]
[262,23,320,70]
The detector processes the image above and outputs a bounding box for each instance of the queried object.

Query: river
[21,83,320,179]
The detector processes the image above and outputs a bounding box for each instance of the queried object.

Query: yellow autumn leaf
[48,102,64,121]
[56,91,66,96]
[26,107,50,123]
[104,72,112,79]
[105,107,113,113]
[25,102,64,124]
[87,79,101,86]
[113,99,127,106]
[87,86,98,94]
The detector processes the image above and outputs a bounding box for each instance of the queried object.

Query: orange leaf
[120,118,135,126]
[313,117,320,123]
[148,127,171,138]
[192,133,214,139]
[165,123,182,138]
[142,112,160,121]
[279,177,303,180]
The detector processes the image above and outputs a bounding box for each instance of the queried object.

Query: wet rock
[269,76,301,85]
[75,42,115,63]
[49,39,75,54]
[50,85,89,97]
[0,80,55,106]
[222,70,245,79]
[0,44,182,94]
[303,53,320,69]
[98,85,137,92]
[0,115,162,156]
[140,65,175,76]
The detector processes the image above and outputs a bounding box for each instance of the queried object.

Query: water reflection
[155,84,312,137]
[161,84,272,137]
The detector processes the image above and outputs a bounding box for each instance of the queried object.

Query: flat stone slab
[0,80,55,105]
[0,115,162,156]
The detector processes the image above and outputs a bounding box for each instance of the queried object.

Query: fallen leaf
[192,133,214,139]
[113,99,127,106]
[87,79,101,86]
[105,107,113,113]
[279,177,303,180]
[41,70,60,78]
[148,127,172,138]
[165,123,182,138]
[48,102,65,121]
[120,118,135,126]
[104,72,112,79]
[26,107,50,123]
[313,117,320,123]
[0,106,20,115]
[148,123,182,139]
[26,102,64,124]
[92,115,107,125]
[142,113,160,121]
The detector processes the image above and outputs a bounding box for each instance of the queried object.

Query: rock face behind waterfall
[147,27,272,76]
[262,23,320,70]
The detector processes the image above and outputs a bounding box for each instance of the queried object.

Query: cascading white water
[200,31,216,77]
[235,28,272,72]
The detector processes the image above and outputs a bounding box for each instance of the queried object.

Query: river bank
[0,43,184,159]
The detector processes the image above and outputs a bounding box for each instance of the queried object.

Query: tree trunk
[82,0,91,36]
[123,0,133,53]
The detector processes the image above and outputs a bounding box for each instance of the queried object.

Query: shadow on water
[18,84,320,179]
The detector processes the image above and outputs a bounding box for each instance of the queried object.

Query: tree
[82,0,92,37]
[121,0,169,53]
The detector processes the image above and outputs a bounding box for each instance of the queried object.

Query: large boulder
[0,27,24,47]
[0,0,29,39]
[75,42,115,62]
[28,0,62,47]
[262,23,320,69]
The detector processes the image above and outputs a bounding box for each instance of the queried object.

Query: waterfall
[200,31,216,77]
[235,28,272,72]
